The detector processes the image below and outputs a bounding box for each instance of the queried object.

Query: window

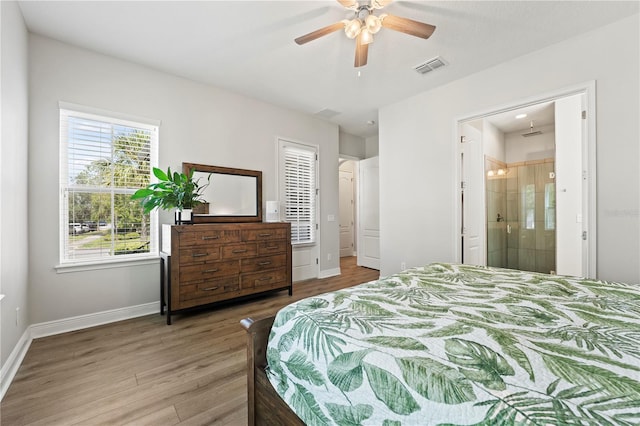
[522,184,535,230]
[59,103,159,264]
[544,183,556,230]
[279,140,318,245]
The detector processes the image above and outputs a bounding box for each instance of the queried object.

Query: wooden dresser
[160,222,292,324]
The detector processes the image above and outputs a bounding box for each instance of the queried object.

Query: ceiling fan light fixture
[365,14,382,34]
[345,18,362,39]
[360,28,373,45]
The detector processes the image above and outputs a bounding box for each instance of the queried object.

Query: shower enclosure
[486,157,556,274]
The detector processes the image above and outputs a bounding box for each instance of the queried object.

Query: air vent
[315,108,341,119]
[413,56,447,75]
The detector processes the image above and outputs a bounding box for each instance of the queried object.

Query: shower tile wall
[506,168,519,269]
[487,157,556,274]
[486,157,507,268]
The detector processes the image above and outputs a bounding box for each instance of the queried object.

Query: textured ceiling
[18,1,639,137]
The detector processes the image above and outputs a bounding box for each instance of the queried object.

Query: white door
[292,245,319,281]
[278,138,319,281]
[339,167,355,257]
[555,94,584,276]
[357,156,380,269]
[460,123,486,266]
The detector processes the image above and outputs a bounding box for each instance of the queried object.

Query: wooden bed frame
[241,315,305,426]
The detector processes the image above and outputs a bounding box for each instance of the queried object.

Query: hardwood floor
[1,257,378,426]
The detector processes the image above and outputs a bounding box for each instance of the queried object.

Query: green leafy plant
[131,167,210,213]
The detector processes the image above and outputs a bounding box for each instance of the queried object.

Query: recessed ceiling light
[366,120,376,125]
[515,113,527,119]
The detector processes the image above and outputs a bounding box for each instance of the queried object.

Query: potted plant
[132,166,210,224]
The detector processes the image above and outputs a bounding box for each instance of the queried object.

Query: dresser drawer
[179,276,240,303]
[241,269,288,290]
[178,247,221,264]
[257,241,287,255]
[241,254,287,273]
[178,229,240,247]
[242,227,288,242]
[179,260,239,282]
[222,243,258,259]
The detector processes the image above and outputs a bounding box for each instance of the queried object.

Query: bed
[241,262,640,425]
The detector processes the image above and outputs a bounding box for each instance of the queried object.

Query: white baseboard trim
[318,268,341,279]
[0,301,158,401]
[0,328,31,401]
[30,301,158,339]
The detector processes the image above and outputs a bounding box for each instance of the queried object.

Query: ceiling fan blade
[354,35,369,67]
[295,21,345,45]
[371,0,393,9]
[381,14,436,39]
[337,0,359,9]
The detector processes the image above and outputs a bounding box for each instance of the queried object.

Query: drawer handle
[265,245,279,250]
[192,253,208,257]
[258,233,272,237]
[203,268,219,273]
[232,249,247,253]
[258,261,272,266]
[202,286,219,291]
[258,276,272,281]
[202,235,220,240]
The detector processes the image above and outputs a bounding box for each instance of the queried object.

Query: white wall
[379,14,639,284]
[365,135,379,158]
[339,130,365,158]
[482,121,505,162]
[505,124,555,163]
[1,1,29,367]
[340,131,381,161]
[28,34,340,325]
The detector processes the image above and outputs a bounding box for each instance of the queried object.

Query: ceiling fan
[295,0,436,67]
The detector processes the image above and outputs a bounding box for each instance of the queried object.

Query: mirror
[182,163,262,223]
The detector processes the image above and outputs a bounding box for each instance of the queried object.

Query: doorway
[483,101,557,274]
[338,155,380,270]
[457,83,596,278]
[357,156,380,270]
[339,159,356,258]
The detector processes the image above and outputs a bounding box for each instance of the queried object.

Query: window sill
[55,255,160,274]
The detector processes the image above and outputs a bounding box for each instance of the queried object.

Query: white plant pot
[175,208,193,225]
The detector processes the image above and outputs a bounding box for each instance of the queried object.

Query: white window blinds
[280,141,317,245]
[59,105,159,263]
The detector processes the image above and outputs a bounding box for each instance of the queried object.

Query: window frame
[278,138,319,247]
[57,102,160,270]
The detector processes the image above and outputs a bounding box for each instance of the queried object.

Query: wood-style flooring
[1,257,379,426]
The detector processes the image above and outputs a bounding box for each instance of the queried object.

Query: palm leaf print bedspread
[266,263,640,425]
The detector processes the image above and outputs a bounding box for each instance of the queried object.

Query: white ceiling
[18,1,639,138]
[485,102,555,134]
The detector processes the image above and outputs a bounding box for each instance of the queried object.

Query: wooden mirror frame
[182,162,262,223]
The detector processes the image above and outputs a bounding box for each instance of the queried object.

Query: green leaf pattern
[266,263,640,425]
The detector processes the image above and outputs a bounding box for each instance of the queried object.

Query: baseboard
[30,301,158,339]
[318,268,341,279]
[0,328,31,401]
[1,301,158,401]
